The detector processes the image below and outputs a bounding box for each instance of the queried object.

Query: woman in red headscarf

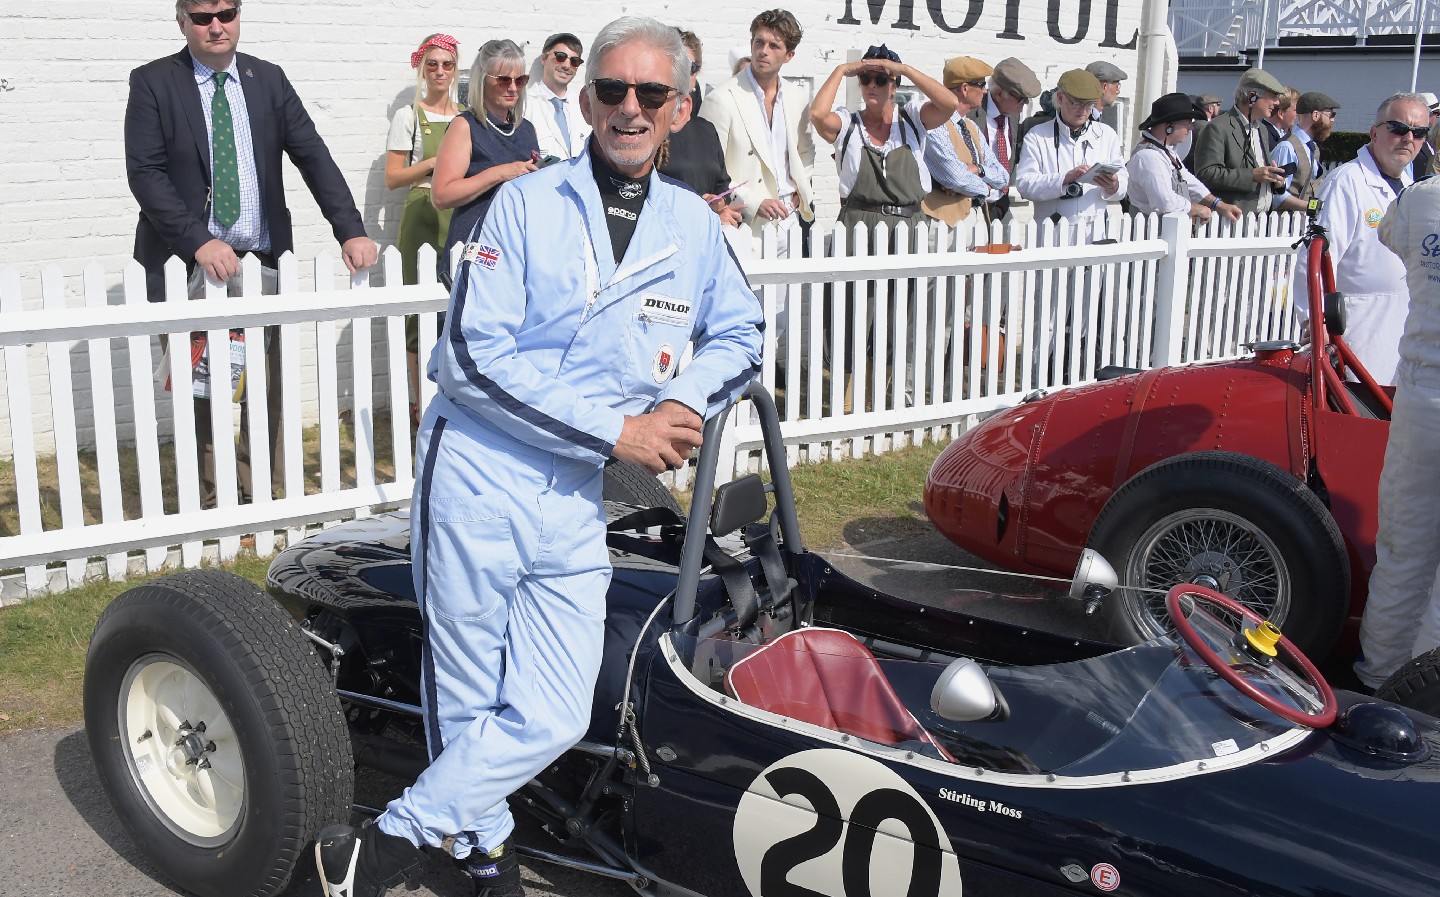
[386,34,463,424]
[387,34,464,286]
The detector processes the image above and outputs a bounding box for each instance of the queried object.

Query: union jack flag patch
[463,242,502,270]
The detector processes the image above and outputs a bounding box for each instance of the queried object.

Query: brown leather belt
[844,200,919,218]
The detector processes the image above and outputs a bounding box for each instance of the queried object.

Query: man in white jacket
[1014,68,1127,243]
[526,32,591,160]
[700,8,815,239]
[1293,92,1429,386]
[701,9,815,351]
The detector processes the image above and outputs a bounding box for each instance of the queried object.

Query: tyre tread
[1376,649,1440,716]
[87,570,353,897]
[603,458,683,513]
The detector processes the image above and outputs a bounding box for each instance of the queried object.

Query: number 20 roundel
[733,749,963,897]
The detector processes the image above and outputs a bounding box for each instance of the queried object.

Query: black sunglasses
[185,7,238,25]
[551,50,583,67]
[590,78,678,110]
[1383,120,1429,140]
[964,80,988,89]
[689,61,701,76]
[857,73,895,87]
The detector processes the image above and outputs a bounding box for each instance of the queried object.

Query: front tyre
[84,570,353,897]
[1089,451,1349,659]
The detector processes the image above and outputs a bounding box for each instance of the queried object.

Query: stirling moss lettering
[938,788,1024,819]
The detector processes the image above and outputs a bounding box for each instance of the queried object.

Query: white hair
[1374,92,1428,126]
[585,16,689,92]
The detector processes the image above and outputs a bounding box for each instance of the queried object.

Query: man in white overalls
[1294,93,1430,385]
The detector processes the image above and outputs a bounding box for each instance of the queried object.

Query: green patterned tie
[211,71,240,227]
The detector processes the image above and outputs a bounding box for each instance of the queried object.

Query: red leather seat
[725,627,952,759]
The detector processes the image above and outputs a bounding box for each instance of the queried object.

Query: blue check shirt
[192,58,268,252]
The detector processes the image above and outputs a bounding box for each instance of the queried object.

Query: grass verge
[0,438,948,735]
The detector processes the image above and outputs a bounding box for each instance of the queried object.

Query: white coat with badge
[1014,118,1128,241]
[1294,145,1411,384]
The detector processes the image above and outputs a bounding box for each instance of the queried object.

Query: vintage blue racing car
[84,384,1440,897]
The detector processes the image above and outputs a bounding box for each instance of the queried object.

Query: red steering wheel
[1167,585,1337,728]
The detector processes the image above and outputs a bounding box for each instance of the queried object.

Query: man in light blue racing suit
[316,17,763,897]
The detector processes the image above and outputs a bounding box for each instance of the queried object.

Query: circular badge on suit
[732,748,962,897]
[1364,207,1384,227]
[652,345,676,383]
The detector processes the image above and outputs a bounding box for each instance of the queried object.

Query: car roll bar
[672,381,803,631]
[1300,200,1393,418]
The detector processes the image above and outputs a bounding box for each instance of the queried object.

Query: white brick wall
[1,0,1145,285]
[0,0,1145,453]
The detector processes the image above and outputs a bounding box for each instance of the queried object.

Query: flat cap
[990,57,1041,99]
[1237,67,1286,96]
[1056,69,1102,103]
[942,56,993,89]
[1296,91,1341,114]
[1085,60,1128,83]
[1197,93,1223,106]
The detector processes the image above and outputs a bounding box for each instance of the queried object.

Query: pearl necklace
[484,108,517,137]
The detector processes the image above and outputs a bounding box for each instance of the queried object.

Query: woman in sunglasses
[433,39,539,286]
[386,33,465,423]
[809,44,956,235]
[657,29,743,228]
[386,35,464,286]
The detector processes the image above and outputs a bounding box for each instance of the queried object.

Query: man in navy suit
[125,0,376,504]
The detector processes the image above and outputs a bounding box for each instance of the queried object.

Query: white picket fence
[0,210,1305,601]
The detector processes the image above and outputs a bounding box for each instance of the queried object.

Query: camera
[1065,182,1083,198]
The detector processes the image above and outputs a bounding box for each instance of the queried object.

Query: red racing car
[925,205,1391,659]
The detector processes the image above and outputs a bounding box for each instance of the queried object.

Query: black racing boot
[459,836,523,897]
[315,820,423,897]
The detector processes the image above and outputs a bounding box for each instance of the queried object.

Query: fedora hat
[1139,92,1204,130]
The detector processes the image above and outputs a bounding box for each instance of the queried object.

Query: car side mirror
[931,657,1010,722]
[710,474,768,537]
[1071,548,1118,615]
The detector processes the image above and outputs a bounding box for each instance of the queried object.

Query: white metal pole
[1412,0,1427,92]
[1257,0,1271,68]
[1136,0,1171,148]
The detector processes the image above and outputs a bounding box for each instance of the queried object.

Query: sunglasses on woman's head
[590,78,678,110]
[551,50,583,67]
[857,73,894,87]
[186,7,238,25]
[1383,120,1429,140]
[425,60,456,71]
[486,74,530,89]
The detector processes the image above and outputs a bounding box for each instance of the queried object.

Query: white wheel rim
[119,655,246,846]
